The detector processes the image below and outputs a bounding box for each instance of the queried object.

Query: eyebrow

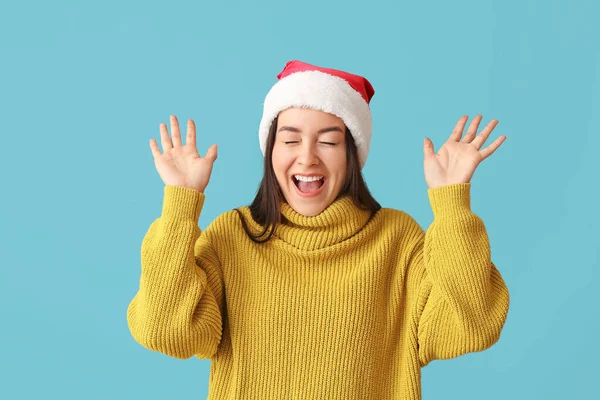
[277,125,344,134]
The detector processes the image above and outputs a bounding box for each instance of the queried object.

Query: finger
[170,115,182,147]
[159,122,173,151]
[479,136,506,160]
[423,137,435,157]
[186,119,197,148]
[472,119,499,150]
[149,138,161,158]
[462,114,482,143]
[449,115,468,142]
[204,144,218,161]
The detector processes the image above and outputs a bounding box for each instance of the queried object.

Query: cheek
[327,150,347,177]
[271,149,292,180]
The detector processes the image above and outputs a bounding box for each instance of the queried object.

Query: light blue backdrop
[1,0,597,398]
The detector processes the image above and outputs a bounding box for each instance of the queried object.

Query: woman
[126,60,510,400]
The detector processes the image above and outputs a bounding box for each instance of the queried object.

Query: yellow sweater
[127,183,510,400]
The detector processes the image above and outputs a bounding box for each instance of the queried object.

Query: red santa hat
[259,60,375,169]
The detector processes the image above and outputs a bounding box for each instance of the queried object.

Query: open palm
[423,115,506,189]
[150,115,218,193]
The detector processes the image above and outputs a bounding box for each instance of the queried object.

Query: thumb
[204,144,218,161]
[423,137,435,157]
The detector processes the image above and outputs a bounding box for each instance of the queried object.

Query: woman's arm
[407,183,510,367]
[126,185,224,359]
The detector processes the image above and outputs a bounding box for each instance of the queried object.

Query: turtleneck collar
[274,195,373,251]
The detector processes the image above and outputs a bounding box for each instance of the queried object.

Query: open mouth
[292,176,326,194]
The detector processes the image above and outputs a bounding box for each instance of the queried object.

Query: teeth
[294,175,324,182]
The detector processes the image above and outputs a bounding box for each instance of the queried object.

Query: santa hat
[258,60,375,169]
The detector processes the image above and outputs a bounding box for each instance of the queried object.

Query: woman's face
[272,107,347,217]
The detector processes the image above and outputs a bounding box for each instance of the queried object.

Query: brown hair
[234,115,381,243]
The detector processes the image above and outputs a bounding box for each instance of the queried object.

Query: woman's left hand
[423,115,507,190]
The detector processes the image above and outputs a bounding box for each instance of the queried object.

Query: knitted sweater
[126,183,510,400]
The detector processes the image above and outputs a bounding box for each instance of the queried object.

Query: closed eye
[283,141,337,146]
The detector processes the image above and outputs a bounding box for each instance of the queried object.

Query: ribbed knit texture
[127,183,510,400]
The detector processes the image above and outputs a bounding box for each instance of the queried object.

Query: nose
[297,141,319,167]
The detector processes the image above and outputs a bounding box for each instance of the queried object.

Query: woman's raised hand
[423,115,506,189]
[150,115,218,193]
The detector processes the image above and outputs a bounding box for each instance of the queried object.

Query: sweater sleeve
[126,185,224,360]
[407,183,510,368]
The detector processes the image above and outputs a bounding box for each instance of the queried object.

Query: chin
[293,202,326,217]
[285,191,334,217]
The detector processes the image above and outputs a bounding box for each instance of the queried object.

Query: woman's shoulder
[204,206,245,230]
[373,206,425,239]
[202,205,257,239]
[375,205,420,226]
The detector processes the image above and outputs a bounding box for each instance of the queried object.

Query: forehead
[277,107,345,127]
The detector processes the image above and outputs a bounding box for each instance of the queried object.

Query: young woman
[127,60,510,400]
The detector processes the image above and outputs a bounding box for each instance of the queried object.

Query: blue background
[1,0,598,398]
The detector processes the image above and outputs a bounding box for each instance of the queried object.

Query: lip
[292,173,325,178]
[292,176,326,198]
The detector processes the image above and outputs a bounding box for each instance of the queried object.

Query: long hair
[234,115,381,243]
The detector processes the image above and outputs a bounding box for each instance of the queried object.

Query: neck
[277,195,374,250]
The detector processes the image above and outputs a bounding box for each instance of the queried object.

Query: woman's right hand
[150,115,218,193]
